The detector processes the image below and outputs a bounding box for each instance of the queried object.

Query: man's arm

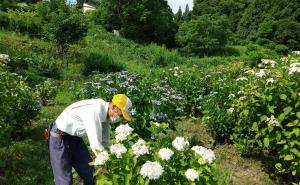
[83,112,104,156]
[101,121,111,148]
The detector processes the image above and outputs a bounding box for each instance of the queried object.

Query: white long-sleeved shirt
[55,99,110,155]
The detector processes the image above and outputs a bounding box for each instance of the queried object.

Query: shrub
[201,54,300,181]
[150,45,179,67]
[93,124,217,184]
[44,7,88,53]
[83,52,124,75]
[8,53,62,85]
[245,51,264,67]
[176,15,230,56]
[275,44,289,55]
[35,78,58,106]
[230,56,300,180]
[7,9,42,36]
[0,11,9,28]
[0,54,40,146]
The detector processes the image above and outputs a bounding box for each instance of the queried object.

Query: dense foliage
[94,0,177,47]
[0,54,40,146]
[176,15,230,56]
[202,54,300,181]
[192,0,300,50]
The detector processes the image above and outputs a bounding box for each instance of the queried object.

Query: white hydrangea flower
[260,59,277,68]
[191,146,216,164]
[140,161,163,180]
[158,148,174,161]
[238,96,247,101]
[228,93,236,98]
[115,124,134,142]
[280,57,288,62]
[266,78,275,85]
[227,108,234,114]
[94,150,109,165]
[288,63,300,75]
[185,169,199,181]
[237,91,244,95]
[255,69,266,78]
[244,69,255,75]
[174,66,179,70]
[236,77,248,81]
[110,143,127,159]
[292,51,300,55]
[266,115,280,126]
[172,137,189,151]
[0,54,10,62]
[132,139,149,157]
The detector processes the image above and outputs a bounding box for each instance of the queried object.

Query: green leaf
[280,94,287,100]
[291,148,300,157]
[260,115,267,122]
[292,170,296,176]
[283,106,293,115]
[277,113,285,123]
[263,138,269,147]
[252,122,258,131]
[125,172,132,185]
[286,122,295,127]
[267,105,275,114]
[275,163,282,170]
[297,112,300,119]
[242,109,249,116]
[284,155,294,161]
[266,95,272,101]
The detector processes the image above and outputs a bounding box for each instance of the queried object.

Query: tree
[174,6,182,24]
[97,0,177,47]
[44,6,88,55]
[176,15,230,56]
[182,4,190,21]
[274,19,300,50]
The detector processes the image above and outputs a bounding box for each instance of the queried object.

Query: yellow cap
[112,94,132,121]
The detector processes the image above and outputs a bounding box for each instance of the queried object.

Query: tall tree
[174,6,182,24]
[176,15,230,56]
[182,4,190,21]
[98,0,177,47]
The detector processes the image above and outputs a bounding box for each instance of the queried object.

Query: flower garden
[64,52,300,184]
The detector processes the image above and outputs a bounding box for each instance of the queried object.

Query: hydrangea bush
[0,54,40,146]
[202,54,300,180]
[72,70,186,136]
[92,124,217,185]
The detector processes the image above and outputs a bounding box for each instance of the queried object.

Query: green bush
[201,63,242,139]
[35,78,58,106]
[176,15,230,56]
[275,44,289,55]
[0,54,40,146]
[7,9,42,36]
[83,52,124,75]
[230,56,300,180]
[150,44,179,67]
[0,11,9,28]
[246,51,264,67]
[201,54,300,181]
[44,7,88,53]
[8,53,62,85]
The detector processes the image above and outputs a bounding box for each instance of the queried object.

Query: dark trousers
[49,124,94,185]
